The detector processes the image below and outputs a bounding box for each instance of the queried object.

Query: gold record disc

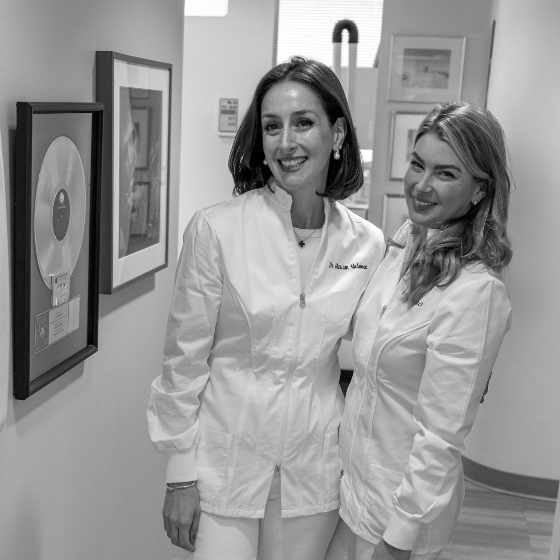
[34,136,87,289]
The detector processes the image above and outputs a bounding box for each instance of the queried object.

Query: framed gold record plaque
[14,102,103,399]
[96,52,171,293]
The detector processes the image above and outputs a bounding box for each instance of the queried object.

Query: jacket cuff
[383,511,421,551]
[165,451,198,483]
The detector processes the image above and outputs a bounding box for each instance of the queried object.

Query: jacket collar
[263,180,332,219]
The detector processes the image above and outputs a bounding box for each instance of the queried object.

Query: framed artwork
[13,102,103,399]
[389,112,425,180]
[382,194,409,239]
[388,35,466,103]
[95,51,172,293]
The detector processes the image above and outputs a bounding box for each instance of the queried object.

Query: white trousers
[324,517,442,560]
[173,476,339,560]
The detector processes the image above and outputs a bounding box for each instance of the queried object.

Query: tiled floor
[440,481,556,560]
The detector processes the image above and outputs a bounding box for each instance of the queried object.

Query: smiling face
[404,133,486,231]
[260,81,344,197]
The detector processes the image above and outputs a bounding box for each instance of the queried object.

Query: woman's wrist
[166,480,197,492]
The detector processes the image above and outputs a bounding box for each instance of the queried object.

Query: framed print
[95,51,171,293]
[14,102,103,399]
[388,35,466,103]
[382,194,409,239]
[389,112,425,180]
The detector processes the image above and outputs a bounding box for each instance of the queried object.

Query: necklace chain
[293,228,318,248]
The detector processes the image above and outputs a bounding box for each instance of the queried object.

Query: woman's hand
[163,485,202,551]
[371,539,412,560]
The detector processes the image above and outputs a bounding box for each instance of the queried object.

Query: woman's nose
[414,173,433,192]
[280,127,296,152]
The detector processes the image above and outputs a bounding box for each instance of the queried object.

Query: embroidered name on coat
[329,262,368,270]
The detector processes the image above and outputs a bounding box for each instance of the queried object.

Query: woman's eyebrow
[261,109,319,119]
[433,163,462,172]
[411,151,462,172]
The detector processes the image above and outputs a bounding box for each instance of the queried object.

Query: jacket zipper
[275,292,305,478]
[275,219,323,478]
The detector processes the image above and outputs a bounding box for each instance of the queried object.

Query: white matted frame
[389,112,425,181]
[96,51,171,293]
[388,35,466,103]
[382,194,409,239]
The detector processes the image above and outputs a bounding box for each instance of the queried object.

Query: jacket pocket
[196,425,233,502]
[363,464,403,533]
[323,429,342,500]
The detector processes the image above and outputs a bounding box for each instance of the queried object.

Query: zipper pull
[379,305,387,319]
[274,464,281,478]
[300,293,306,308]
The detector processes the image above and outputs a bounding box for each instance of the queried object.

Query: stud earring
[333,149,340,160]
[472,199,479,206]
[263,159,268,166]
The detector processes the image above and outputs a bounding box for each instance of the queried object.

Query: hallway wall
[0,2,184,559]
[463,0,560,481]
[179,0,277,241]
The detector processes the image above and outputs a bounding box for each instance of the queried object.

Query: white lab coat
[339,222,512,553]
[148,184,385,518]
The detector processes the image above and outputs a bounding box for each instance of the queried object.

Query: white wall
[179,0,277,242]
[0,2,184,559]
[336,67,379,150]
[463,0,560,481]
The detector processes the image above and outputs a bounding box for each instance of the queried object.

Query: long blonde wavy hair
[398,102,513,306]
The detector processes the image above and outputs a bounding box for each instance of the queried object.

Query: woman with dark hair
[325,102,513,560]
[148,56,384,560]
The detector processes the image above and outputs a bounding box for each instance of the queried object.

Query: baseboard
[462,455,559,502]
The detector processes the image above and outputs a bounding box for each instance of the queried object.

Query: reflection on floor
[440,481,556,560]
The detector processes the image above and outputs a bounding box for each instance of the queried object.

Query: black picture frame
[95,51,172,294]
[14,102,103,400]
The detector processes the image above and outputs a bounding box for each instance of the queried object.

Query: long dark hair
[402,102,513,306]
[228,56,363,200]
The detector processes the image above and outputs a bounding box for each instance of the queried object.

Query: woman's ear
[334,117,347,149]
[476,181,488,202]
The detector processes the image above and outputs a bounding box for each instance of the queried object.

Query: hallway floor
[440,481,556,560]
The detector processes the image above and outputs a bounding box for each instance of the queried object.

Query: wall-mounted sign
[218,98,239,134]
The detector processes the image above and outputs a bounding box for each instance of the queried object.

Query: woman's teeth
[279,157,306,169]
[415,199,436,207]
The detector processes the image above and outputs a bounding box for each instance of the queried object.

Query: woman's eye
[296,118,313,129]
[409,160,422,171]
[438,170,455,179]
[263,122,280,134]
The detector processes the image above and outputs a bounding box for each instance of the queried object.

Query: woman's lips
[278,157,307,170]
[412,197,437,210]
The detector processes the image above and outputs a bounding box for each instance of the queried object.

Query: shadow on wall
[2,491,42,559]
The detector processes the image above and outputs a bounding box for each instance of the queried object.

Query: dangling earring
[263,159,268,166]
[333,149,340,160]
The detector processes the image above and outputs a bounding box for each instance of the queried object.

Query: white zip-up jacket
[339,222,512,553]
[148,185,385,519]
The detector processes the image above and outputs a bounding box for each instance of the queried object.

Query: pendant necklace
[293,228,318,248]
